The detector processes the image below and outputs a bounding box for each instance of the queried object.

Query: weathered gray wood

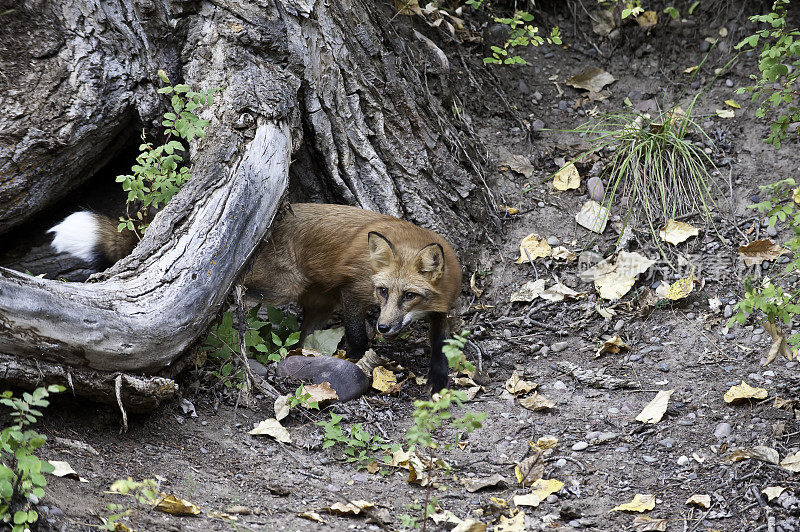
[0,353,178,413]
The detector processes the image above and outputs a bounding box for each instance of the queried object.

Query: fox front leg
[427,312,449,393]
[340,291,369,359]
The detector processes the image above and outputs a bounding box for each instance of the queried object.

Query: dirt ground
[5,2,800,531]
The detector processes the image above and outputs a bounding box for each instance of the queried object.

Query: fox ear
[415,243,445,282]
[368,231,396,270]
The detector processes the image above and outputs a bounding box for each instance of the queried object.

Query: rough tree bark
[0,0,488,409]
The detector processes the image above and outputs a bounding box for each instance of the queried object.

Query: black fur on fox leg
[427,312,449,393]
[341,292,368,358]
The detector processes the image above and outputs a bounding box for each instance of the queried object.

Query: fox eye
[377,287,388,298]
[404,291,418,301]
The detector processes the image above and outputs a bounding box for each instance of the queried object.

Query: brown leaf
[304,382,339,404]
[518,392,555,411]
[514,452,544,487]
[154,494,202,516]
[738,239,788,266]
[501,155,536,179]
[566,67,616,92]
[763,322,793,365]
[595,335,630,358]
[460,473,508,493]
[633,515,668,531]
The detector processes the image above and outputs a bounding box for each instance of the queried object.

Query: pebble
[767,225,778,237]
[726,78,734,87]
[724,333,735,340]
[547,236,560,246]
[586,431,602,440]
[723,305,733,318]
[538,201,545,208]
[572,441,589,451]
[677,455,690,466]
[700,40,711,52]
[642,455,658,463]
[551,341,569,353]
[539,345,550,356]
[558,100,567,110]
[598,432,617,441]
[546,494,559,503]
[587,176,604,202]
[533,90,542,101]
[531,119,545,131]
[657,362,670,372]
[629,353,642,362]
[641,345,662,354]
[627,90,643,101]
[50,507,64,517]
[659,437,676,448]
[686,313,696,320]
[568,520,582,529]
[552,380,567,390]
[28,494,39,504]
[614,319,625,331]
[556,458,567,468]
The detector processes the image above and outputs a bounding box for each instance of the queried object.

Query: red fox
[49,204,462,392]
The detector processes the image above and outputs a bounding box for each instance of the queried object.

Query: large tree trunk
[0,0,488,408]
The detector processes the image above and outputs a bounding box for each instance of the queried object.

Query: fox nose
[377,323,391,334]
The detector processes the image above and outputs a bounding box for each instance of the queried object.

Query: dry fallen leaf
[494,511,526,532]
[429,510,462,525]
[553,163,580,191]
[372,366,398,392]
[304,382,339,404]
[591,9,616,36]
[724,446,780,464]
[505,370,538,395]
[738,239,788,266]
[660,220,699,245]
[512,492,542,507]
[633,515,668,532]
[780,450,800,472]
[686,493,711,508]
[635,390,674,424]
[530,478,564,500]
[510,279,547,303]
[274,395,290,421]
[394,0,422,15]
[299,511,326,523]
[762,486,787,501]
[583,251,655,300]
[452,519,488,532]
[666,272,695,301]
[575,200,610,233]
[540,282,581,302]
[763,322,792,365]
[249,418,291,443]
[611,493,656,512]
[595,335,630,358]
[501,155,536,179]
[154,494,201,516]
[684,65,699,74]
[531,436,558,452]
[716,108,735,118]
[470,271,483,298]
[514,453,544,487]
[551,246,577,261]
[328,500,375,515]
[515,234,552,263]
[48,460,89,483]
[460,473,508,493]
[518,392,555,411]
[501,205,519,215]
[566,67,616,92]
[636,10,658,27]
[723,381,768,403]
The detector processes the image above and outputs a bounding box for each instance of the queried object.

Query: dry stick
[114,374,128,433]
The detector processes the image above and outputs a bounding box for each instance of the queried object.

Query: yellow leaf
[494,511,526,532]
[666,273,695,301]
[611,493,656,512]
[595,334,630,358]
[780,450,800,472]
[723,381,768,403]
[249,418,291,443]
[553,163,580,191]
[514,234,552,263]
[328,500,375,515]
[510,279,546,303]
[512,492,542,507]
[738,239,789,266]
[715,108,735,118]
[303,382,339,404]
[532,436,558,451]
[683,65,699,74]
[725,99,741,109]
[501,205,519,215]
[583,251,655,300]
[505,370,538,395]
[452,519,488,532]
[372,366,397,392]
[393,0,422,15]
[635,390,674,424]
[659,219,699,245]
[686,493,711,508]
[530,478,564,500]
[299,511,326,523]
[518,392,555,411]
[154,494,201,516]
[636,10,658,27]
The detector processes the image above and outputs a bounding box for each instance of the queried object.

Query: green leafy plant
[729,178,800,346]
[288,385,320,410]
[1,385,64,532]
[318,413,398,472]
[101,477,158,531]
[202,306,299,388]
[117,70,219,234]
[561,100,717,248]
[735,0,800,148]
[484,11,561,65]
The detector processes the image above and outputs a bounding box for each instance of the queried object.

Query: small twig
[114,375,128,433]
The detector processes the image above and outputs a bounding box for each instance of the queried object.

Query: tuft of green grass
[570,101,718,248]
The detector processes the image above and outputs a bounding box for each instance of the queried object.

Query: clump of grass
[573,100,718,247]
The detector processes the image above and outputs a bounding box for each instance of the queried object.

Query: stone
[572,441,589,451]
[551,341,569,353]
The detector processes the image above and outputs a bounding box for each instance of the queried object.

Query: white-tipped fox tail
[48,212,101,263]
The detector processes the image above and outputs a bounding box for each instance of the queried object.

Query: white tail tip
[48,212,99,263]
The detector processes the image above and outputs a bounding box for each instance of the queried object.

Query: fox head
[368,231,445,336]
